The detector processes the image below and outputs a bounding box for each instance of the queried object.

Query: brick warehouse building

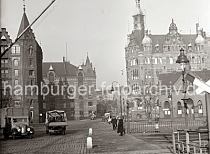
[0,28,12,108]
[42,56,97,120]
[125,0,210,120]
[0,8,43,123]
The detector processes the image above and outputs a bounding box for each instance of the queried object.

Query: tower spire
[135,0,143,14]
[23,0,26,12]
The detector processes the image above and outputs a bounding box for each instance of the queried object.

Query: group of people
[110,116,125,136]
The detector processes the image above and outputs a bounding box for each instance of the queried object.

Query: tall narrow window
[29,70,35,76]
[14,79,19,85]
[29,46,33,55]
[29,59,33,66]
[177,101,182,115]
[14,70,19,76]
[13,59,19,66]
[198,100,203,114]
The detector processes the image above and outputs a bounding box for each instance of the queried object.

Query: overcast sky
[1,0,210,88]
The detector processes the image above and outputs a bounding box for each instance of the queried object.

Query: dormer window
[188,43,192,52]
[49,72,55,83]
[155,44,159,52]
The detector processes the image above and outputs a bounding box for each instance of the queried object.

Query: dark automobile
[3,116,34,139]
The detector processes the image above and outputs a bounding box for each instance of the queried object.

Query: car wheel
[62,129,66,135]
[29,134,33,139]
[12,134,16,140]
[4,134,9,140]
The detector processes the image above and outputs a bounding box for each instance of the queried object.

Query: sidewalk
[89,122,172,154]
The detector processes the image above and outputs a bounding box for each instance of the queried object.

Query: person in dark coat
[111,116,117,130]
[117,118,124,136]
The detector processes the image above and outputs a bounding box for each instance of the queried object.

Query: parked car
[3,116,34,139]
[1,107,34,140]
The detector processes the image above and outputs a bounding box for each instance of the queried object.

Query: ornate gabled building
[125,0,210,94]
[125,0,210,120]
[42,55,97,120]
[157,70,210,120]
[0,28,12,108]
[10,7,43,123]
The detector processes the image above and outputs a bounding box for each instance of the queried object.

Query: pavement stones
[1,120,173,154]
[89,122,172,154]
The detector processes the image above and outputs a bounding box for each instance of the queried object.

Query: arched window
[187,98,194,115]
[164,101,171,117]
[177,101,182,115]
[197,100,203,114]
[164,101,170,108]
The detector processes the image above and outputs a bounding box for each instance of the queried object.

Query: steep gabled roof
[18,11,30,36]
[158,69,210,87]
[150,34,166,52]
[42,62,78,78]
[158,71,182,86]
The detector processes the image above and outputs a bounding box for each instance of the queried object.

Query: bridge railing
[129,119,205,133]
[172,129,208,154]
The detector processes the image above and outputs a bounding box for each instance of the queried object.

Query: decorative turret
[135,0,143,15]
[78,65,83,70]
[195,28,205,44]
[133,0,145,31]
[85,53,91,66]
[142,30,152,45]
[169,19,178,34]
[142,30,152,52]
[49,65,54,71]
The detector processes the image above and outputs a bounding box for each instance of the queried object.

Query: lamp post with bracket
[176,48,190,129]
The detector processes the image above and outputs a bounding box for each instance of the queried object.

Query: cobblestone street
[1,119,172,154]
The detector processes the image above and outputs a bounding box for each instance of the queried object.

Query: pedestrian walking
[117,118,125,136]
[107,116,111,124]
[111,116,117,130]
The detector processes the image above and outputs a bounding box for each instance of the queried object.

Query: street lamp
[168,82,173,130]
[176,48,190,128]
[111,81,122,117]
